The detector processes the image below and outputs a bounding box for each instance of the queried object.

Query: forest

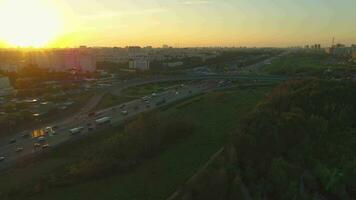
[176,79,356,200]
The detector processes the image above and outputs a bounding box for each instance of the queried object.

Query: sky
[1,0,356,47]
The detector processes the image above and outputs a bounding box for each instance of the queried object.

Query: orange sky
[0,0,356,48]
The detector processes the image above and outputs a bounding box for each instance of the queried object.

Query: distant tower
[332,37,335,47]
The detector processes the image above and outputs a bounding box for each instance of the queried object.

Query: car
[38,136,46,142]
[69,127,84,135]
[9,139,16,144]
[33,143,41,148]
[121,110,128,115]
[42,144,50,149]
[15,147,24,152]
[119,104,126,109]
[0,157,5,162]
[95,117,112,126]
[44,127,56,135]
[151,93,157,97]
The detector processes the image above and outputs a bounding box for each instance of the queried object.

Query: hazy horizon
[0,0,355,48]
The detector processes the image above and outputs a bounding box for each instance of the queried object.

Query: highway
[0,54,288,170]
[0,81,221,170]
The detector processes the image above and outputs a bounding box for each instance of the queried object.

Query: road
[0,81,221,170]
[0,54,288,170]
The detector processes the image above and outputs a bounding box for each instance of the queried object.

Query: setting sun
[0,0,62,47]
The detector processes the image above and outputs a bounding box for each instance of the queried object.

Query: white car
[121,110,128,115]
[38,136,46,142]
[142,96,150,101]
[0,157,5,162]
[44,127,56,135]
[15,147,24,152]
[95,117,112,125]
[69,127,84,135]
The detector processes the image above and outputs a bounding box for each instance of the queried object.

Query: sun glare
[0,0,62,47]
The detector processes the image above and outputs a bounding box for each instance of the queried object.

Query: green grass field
[263,52,355,76]
[94,81,191,111]
[0,86,271,200]
[93,93,136,111]
[121,81,187,97]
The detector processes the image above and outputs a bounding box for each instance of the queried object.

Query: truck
[44,126,56,135]
[95,117,112,126]
[69,127,84,135]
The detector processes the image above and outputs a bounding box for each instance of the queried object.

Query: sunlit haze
[1,0,356,199]
[0,0,356,47]
[0,0,62,47]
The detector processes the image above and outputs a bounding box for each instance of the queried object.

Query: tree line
[174,79,356,200]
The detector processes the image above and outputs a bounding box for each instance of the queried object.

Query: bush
[233,80,356,199]
[40,112,195,190]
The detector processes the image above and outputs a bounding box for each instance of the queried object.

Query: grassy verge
[121,81,187,97]
[94,81,191,111]
[263,51,356,76]
[93,93,136,111]
[0,86,271,200]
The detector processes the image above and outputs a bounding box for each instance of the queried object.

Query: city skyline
[0,0,356,48]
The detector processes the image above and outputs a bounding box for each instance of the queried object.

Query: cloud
[80,11,118,19]
[118,8,168,16]
[80,8,168,19]
[180,0,212,5]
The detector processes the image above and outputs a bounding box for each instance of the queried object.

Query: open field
[0,85,272,200]
[94,81,192,111]
[121,81,188,97]
[263,51,356,76]
[93,93,136,111]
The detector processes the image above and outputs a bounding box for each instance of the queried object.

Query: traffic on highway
[0,53,282,171]
[0,80,223,170]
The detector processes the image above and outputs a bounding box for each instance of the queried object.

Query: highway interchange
[0,80,224,170]
[0,54,288,171]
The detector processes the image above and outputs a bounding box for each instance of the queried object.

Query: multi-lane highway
[0,53,288,170]
[0,81,220,170]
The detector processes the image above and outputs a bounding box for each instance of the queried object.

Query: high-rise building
[94,47,129,63]
[352,51,356,60]
[129,59,150,71]
[28,48,96,72]
[128,46,150,71]
[0,76,13,96]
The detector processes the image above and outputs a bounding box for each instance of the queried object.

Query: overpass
[109,74,288,96]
